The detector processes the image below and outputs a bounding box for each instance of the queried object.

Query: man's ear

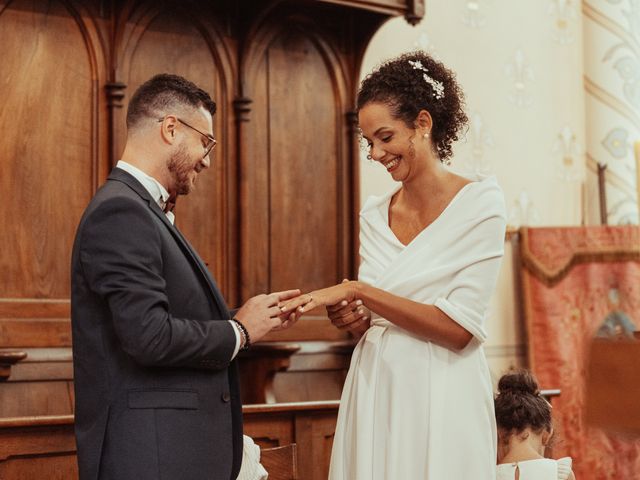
[159,115,179,145]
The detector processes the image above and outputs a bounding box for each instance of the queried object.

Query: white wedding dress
[328,175,506,480]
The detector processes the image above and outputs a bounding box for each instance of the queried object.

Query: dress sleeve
[433,183,507,343]
[556,457,573,480]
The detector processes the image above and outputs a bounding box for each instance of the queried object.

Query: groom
[71,74,299,480]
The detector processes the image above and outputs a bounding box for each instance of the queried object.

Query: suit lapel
[171,226,231,318]
[108,168,230,317]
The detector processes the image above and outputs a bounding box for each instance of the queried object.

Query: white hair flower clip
[408,59,445,100]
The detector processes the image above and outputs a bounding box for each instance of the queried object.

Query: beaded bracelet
[232,317,251,350]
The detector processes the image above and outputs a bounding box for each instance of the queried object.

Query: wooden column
[105,81,127,168]
[233,95,253,303]
[597,162,608,225]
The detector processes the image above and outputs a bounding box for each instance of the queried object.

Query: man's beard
[167,143,196,195]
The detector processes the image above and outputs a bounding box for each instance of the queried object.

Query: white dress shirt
[116,161,241,358]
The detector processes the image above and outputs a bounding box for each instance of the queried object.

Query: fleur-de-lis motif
[505,49,534,107]
[413,32,439,59]
[553,126,584,182]
[462,0,487,29]
[549,0,576,44]
[509,190,540,228]
[462,111,494,175]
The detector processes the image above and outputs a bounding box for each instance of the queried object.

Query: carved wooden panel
[240,17,353,300]
[0,0,426,470]
[116,8,234,297]
[239,49,271,299]
[294,413,337,480]
[0,0,95,301]
[267,28,341,293]
[0,301,70,349]
[0,0,422,395]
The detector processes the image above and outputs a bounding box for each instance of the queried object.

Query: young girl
[495,370,576,480]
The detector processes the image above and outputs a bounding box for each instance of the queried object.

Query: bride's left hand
[280,281,360,316]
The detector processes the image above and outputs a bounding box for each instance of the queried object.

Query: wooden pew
[243,401,339,480]
[0,401,339,480]
[237,342,301,404]
[0,415,77,480]
[261,444,298,480]
[1,323,354,415]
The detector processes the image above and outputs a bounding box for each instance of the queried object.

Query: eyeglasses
[158,116,217,158]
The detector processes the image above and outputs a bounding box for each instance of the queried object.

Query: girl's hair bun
[498,370,540,397]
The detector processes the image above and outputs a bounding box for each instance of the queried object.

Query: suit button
[221,392,231,402]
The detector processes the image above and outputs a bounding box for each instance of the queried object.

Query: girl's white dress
[496,457,574,480]
[328,175,507,480]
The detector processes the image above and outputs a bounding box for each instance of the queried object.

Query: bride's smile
[381,155,401,172]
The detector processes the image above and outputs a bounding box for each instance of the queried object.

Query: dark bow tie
[162,193,177,214]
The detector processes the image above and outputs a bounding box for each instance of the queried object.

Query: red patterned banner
[520,226,640,480]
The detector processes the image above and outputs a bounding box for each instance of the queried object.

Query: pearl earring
[423,131,430,139]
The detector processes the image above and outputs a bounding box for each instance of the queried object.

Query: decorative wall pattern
[462,111,494,176]
[509,190,541,228]
[462,0,489,29]
[554,125,584,182]
[505,49,535,108]
[584,0,640,224]
[549,0,577,44]
[413,31,440,58]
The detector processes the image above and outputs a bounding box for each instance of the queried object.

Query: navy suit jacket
[71,168,242,480]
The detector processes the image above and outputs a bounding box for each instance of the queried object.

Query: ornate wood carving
[233,96,253,123]
[0,0,420,341]
[0,0,424,422]
[406,0,427,25]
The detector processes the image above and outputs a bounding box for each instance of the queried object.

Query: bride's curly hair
[356,51,468,162]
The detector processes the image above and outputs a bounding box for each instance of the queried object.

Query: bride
[282,51,506,480]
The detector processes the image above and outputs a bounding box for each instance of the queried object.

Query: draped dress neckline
[380,180,477,249]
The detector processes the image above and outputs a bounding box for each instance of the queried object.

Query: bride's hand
[280,281,360,316]
[327,298,370,333]
[325,279,370,334]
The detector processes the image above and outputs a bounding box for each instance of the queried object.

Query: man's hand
[234,289,300,343]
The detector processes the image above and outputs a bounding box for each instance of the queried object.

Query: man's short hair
[126,73,216,129]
